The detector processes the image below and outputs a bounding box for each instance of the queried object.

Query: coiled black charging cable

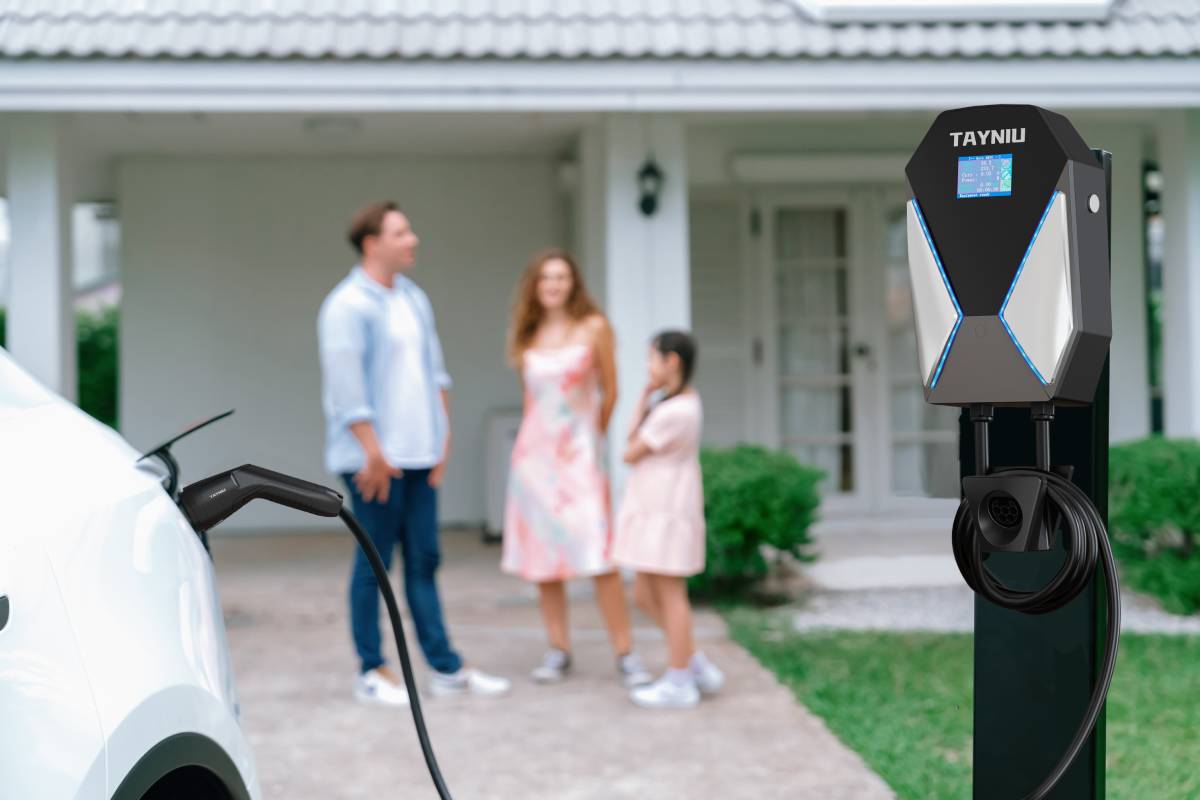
[953,407,1120,800]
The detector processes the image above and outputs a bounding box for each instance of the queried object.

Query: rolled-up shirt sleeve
[430,327,452,390]
[318,296,374,430]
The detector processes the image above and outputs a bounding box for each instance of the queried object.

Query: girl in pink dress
[502,248,651,687]
[614,331,725,709]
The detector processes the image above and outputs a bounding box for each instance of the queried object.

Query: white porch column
[576,124,608,298]
[582,115,691,488]
[1161,110,1200,439]
[1096,127,1150,443]
[3,114,75,400]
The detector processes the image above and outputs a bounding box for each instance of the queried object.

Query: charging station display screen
[957,154,1013,199]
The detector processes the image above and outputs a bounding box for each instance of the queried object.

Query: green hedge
[0,305,119,430]
[1110,437,1200,615]
[692,445,823,597]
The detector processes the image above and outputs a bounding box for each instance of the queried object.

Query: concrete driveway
[212,531,892,800]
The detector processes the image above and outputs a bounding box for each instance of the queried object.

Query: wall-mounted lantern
[638,157,664,217]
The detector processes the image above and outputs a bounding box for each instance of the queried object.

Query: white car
[0,347,259,800]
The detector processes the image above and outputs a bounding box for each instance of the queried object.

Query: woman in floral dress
[502,248,651,687]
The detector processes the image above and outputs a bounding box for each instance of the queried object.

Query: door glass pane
[889,384,959,435]
[776,207,853,492]
[780,323,848,376]
[787,443,854,494]
[891,442,959,497]
[884,203,960,498]
[782,385,851,441]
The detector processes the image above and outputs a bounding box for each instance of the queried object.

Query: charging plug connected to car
[139,412,456,800]
[177,465,457,800]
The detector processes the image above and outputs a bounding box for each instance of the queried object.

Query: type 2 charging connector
[178,465,456,800]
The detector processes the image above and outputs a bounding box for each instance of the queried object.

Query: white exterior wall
[120,156,564,531]
[688,190,752,446]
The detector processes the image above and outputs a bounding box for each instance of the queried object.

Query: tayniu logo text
[950,128,1026,148]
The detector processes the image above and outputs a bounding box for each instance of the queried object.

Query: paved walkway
[211,531,893,800]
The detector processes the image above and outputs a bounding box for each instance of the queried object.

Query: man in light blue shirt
[318,201,509,706]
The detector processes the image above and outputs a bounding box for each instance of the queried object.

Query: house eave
[0,57,1197,113]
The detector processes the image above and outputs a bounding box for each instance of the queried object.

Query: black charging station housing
[905,105,1111,406]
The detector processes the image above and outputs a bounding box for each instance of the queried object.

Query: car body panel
[0,348,259,799]
[0,539,108,799]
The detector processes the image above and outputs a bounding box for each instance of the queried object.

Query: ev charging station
[905,105,1120,799]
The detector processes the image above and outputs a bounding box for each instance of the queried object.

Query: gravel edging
[792,586,1200,635]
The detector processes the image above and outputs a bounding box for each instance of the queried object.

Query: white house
[1,0,1197,531]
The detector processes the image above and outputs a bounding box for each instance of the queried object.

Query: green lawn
[724,608,1200,800]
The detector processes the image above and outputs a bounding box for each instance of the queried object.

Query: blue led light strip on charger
[998,191,1063,386]
[910,199,963,389]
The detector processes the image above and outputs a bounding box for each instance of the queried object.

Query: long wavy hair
[507,248,601,367]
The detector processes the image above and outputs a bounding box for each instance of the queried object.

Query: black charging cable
[953,407,1120,800]
[339,508,456,800]
[176,465,456,800]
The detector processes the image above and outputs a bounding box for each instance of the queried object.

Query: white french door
[756,191,871,509]
[752,188,960,514]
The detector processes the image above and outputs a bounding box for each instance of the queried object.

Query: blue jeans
[344,470,463,675]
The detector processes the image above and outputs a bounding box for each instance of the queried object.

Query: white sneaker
[617,652,654,688]
[631,675,700,709]
[429,667,512,698]
[692,657,726,695]
[355,668,410,708]
[531,649,571,684]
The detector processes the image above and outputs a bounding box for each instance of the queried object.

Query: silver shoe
[617,652,654,687]
[692,657,726,695]
[531,649,571,684]
[631,675,700,709]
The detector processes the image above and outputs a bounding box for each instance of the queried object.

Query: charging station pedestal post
[960,149,1112,800]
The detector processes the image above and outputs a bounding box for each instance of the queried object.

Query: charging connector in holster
[962,473,1051,553]
[962,403,1075,554]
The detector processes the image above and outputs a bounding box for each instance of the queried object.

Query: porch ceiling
[1,111,590,199]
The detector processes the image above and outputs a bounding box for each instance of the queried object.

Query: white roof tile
[807,25,835,57]
[1129,16,1165,52]
[956,23,987,57]
[1076,21,1108,53]
[554,18,584,58]
[742,18,773,58]
[527,18,557,58]
[0,0,1196,59]
[773,21,805,57]
[893,22,925,57]
[1165,15,1199,50]
[648,18,682,56]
